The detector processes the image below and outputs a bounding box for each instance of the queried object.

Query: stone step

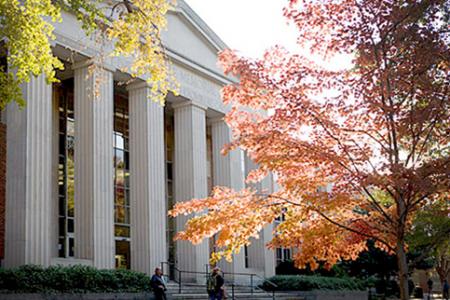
[169,293,302,300]
[163,281,304,300]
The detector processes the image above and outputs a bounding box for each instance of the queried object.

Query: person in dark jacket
[443,279,449,300]
[151,267,167,300]
[207,267,224,300]
[427,278,434,300]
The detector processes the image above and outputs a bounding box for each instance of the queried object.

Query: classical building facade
[0,1,280,279]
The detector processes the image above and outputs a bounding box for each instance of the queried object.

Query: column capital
[72,58,116,73]
[208,116,226,125]
[126,80,151,92]
[172,100,207,112]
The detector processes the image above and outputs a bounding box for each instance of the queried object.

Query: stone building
[0,1,282,280]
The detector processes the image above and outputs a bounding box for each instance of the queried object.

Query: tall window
[206,127,213,193]
[275,210,291,266]
[165,113,175,265]
[206,127,216,255]
[56,80,75,258]
[276,248,292,266]
[113,93,130,269]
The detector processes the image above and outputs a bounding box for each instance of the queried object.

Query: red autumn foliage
[170,1,449,299]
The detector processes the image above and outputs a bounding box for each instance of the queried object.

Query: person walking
[151,267,167,300]
[427,278,434,300]
[443,279,449,300]
[207,267,225,300]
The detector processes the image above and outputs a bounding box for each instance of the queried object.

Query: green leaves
[0,265,152,293]
[261,275,367,291]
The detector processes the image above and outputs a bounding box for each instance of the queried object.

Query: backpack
[206,274,217,292]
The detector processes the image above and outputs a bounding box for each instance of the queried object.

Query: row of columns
[3,61,259,276]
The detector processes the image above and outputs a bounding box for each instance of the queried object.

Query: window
[276,248,291,266]
[165,113,175,265]
[244,245,249,268]
[275,207,291,266]
[56,81,75,258]
[206,127,213,192]
[113,93,130,269]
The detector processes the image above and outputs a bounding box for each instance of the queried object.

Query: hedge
[0,265,152,293]
[261,275,367,291]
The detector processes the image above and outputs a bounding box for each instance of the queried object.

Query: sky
[184,0,299,58]
[184,0,353,70]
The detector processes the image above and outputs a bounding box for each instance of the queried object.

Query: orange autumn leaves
[169,0,449,278]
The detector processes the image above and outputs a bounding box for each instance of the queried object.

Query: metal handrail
[254,274,277,300]
[161,261,209,294]
[160,261,278,299]
[255,273,278,289]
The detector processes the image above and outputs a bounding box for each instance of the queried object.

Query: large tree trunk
[397,240,410,300]
[436,251,450,284]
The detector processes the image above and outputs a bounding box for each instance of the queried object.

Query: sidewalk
[410,292,448,300]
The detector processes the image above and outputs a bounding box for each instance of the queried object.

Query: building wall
[1,1,276,277]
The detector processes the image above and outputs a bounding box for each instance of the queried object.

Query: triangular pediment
[161,1,228,76]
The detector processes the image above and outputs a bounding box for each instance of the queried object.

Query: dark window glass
[56,81,75,258]
[68,218,74,233]
[58,197,65,216]
[58,238,65,257]
[167,162,173,180]
[113,93,131,248]
[58,217,65,236]
[68,238,75,257]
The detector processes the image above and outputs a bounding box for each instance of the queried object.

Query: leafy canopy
[0,0,177,110]
[407,199,450,282]
[170,2,449,298]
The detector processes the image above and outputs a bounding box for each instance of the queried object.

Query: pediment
[161,2,228,77]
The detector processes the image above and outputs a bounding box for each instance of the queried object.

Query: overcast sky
[184,0,353,71]
[184,0,298,58]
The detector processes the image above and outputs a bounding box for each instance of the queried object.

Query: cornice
[172,100,208,111]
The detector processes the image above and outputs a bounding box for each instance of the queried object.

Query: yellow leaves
[1,0,177,108]
[107,0,178,105]
[0,0,64,106]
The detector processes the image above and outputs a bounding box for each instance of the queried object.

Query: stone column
[262,174,276,277]
[73,61,115,269]
[243,153,263,270]
[263,224,276,277]
[210,118,245,274]
[4,75,53,267]
[128,82,166,274]
[173,101,209,277]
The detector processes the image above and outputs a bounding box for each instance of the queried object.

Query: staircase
[165,281,304,300]
[160,262,304,300]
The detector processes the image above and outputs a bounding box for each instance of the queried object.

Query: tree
[408,199,450,284]
[169,1,450,299]
[0,0,177,110]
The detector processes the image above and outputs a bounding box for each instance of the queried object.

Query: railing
[160,261,209,294]
[160,261,278,300]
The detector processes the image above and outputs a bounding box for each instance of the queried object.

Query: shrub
[0,265,152,294]
[275,260,346,277]
[373,278,415,297]
[261,275,366,291]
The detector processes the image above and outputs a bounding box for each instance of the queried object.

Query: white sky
[184,0,299,58]
[184,0,353,70]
